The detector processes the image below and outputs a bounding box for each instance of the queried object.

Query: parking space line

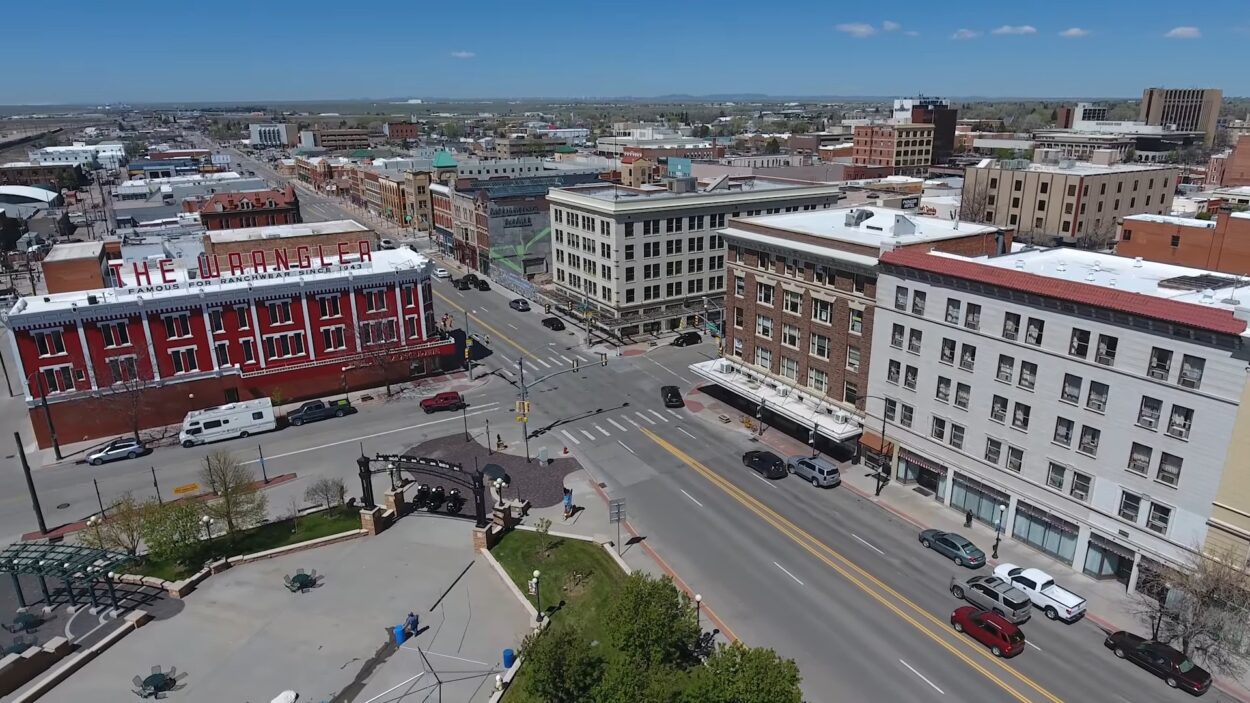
[594,424,611,437]
[680,489,704,508]
[607,418,628,432]
[852,534,886,556]
[579,429,596,441]
[900,660,945,695]
[1026,641,1043,652]
[647,409,666,421]
[507,323,518,330]
[559,429,581,445]
[617,440,635,455]
[635,411,657,425]
[773,561,805,586]
[677,427,697,440]
[623,415,641,428]
[748,472,776,488]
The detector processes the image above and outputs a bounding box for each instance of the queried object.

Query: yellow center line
[433,288,539,362]
[641,427,1064,703]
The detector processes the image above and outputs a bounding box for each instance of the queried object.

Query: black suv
[743,450,786,479]
[661,385,684,408]
[671,331,702,347]
[542,317,566,331]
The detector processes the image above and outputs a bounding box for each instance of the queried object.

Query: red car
[420,392,466,413]
[950,606,1025,657]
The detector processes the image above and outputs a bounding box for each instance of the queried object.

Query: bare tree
[1075,218,1118,251]
[1130,546,1250,677]
[200,450,268,535]
[78,492,150,556]
[350,320,410,397]
[98,349,158,442]
[958,183,992,224]
[303,477,347,509]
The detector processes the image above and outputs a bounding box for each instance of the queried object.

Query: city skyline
[4,0,1249,103]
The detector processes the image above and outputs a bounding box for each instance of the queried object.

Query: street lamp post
[992,504,1006,559]
[493,477,506,507]
[694,593,702,628]
[858,395,895,497]
[200,515,214,542]
[532,570,542,622]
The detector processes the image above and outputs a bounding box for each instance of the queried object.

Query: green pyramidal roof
[432,151,458,168]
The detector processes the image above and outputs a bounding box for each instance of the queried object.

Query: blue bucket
[503,648,516,668]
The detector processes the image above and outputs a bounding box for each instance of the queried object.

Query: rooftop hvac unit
[844,209,871,227]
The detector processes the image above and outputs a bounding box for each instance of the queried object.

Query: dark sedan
[541,317,566,331]
[919,529,986,568]
[509,299,531,312]
[661,385,684,408]
[742,450,786,479]
[1105,631,1212,695]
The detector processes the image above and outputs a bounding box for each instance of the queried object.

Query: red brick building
[383,122,420,140]
[196,184,301,230]
[1117,211,1250,275]
[8,233,455,448]
[1222,135,1250,188]
[852,124,935,176]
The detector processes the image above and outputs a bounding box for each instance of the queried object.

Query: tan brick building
[852,124,935,176]
[1140,87,1222,146]
[403,171,433,231]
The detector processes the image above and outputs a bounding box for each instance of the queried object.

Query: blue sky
[5,0,1248,104]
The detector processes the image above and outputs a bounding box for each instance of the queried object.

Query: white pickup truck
[993,563,1087,623]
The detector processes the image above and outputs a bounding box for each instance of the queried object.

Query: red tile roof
[880,248,1248,336]
[198,184,297,214]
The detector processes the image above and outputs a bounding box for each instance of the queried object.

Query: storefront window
[1084,533,1135,589]
[898,449,946,502]
[1011,500,1078,565]
[950,473,1010,527]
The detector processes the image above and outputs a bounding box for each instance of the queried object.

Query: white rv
[179,398,277,448]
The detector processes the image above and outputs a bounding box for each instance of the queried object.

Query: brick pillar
[360,507,385,536]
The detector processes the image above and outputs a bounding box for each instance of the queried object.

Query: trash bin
[394,625,407,646]
[503,648,516,668]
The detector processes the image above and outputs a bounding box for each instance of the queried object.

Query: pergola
[0,542,134,611]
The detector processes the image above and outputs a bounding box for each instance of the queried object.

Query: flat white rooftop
[727,206,998,250]
[559,177,829,203]
[1123,213,1216,228]
[207,219,369,243]
[42,241,104,262]
[973,160,1178,177]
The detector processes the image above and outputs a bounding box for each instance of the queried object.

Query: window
[903,365,918,390]
[644,241,660,257]
[774,322,798,348]
[1069,328,1090,358]
[101,322,130,348]
[884,398,898,422]
[754,315,774,340]
[849,309,863,334]
[1148,347,1172,380]
[754,346,773,369]
[214,342,229,367]
[937,338,956,364]
[1060,374,1082,404]
[946,298,961,324]
[931,417,947,441]
[812,298,832,323]
[808,368,828,394]
[665,260,684,277]
[1179,355,1205,389]
[1046,462,1066,490]
[846,346,861,372]
[894,286,909,310]
[783,290,802,314]
[322,325,346,351]
[1012,402,1031,431]
[315,296,340,319]
[911,291,926,315]
[105,356,138,384]
[170,348,198,374]
[626,289,637,303]
[1138,396,1162,429]
[267,301,293,325]
[996,354,1014,383]
[1018,361,1037,390]
[40,365,74,393]
[843,381,859,404]
[1086,381,1108,412]
[887,360,901,384]
[991,395,1008,422]
[810,333,830,359]
[890,324,904,349]
[1147,503,1172,535]
[954,382,970,409]
[1024,318,1044,345]
[900,403,914,428]
[950,423,965,449]
[985,438,1003,464]
[936,376,951,402]
[908,329,923,354]
[163,314,191,339]
[780,356,799,381]
[1079,425,1101,456]
[1002,312,1020,341]
[1158,453,1182,486]
[1118,492,1141,523]
[1006,446,1024,472]
[1053,417,1074,446]
[959,344,976,371]
[1127,442,1152,475]
[1167,405,1193,440]
[757,283,774,305]
[1070,472,1091,502]
[33,330,66,357]
[1095,334,1118,366]
[964,303,981,330]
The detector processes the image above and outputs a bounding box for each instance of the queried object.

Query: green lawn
[128,507,362,581]
[492,529,626,702]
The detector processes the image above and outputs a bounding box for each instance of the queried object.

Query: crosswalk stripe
[580,429,596,441]
[648,409,667,421]
[607,418,628,432]
[594,424,610,437]
[559,354,575,364]
[575,354,590,363]
[636,411,657,425]
[533,357,553,369]
[666,409,682,418]
[549,356,564,366]
[623,415,640,428]
[560,429,581,445]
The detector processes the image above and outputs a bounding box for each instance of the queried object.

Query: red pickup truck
[420,392,466,413]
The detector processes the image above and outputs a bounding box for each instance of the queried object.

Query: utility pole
[16,432,46,535]
[519,357,530,462]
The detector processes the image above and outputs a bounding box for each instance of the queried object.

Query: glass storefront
[950,473,1011,528]
[1012,500,1079,565]
[897,449,946,502]
[1084,533,1135,589]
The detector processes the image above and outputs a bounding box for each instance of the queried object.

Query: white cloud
[951,28,980,40]
[836,22,877,37]
[450,50,476,59]
[882,20,901,32]
[991,25,1037,35]
[1059,27,1090,38]
[904,30,920,36]
[1164,26,1201,39]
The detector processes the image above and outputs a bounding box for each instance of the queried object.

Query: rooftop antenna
[1222,275,1244,306]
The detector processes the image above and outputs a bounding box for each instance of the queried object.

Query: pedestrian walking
[404,611,419,638]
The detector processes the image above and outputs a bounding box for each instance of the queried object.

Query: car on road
[420,392,467,413]
[453,277,472,290]
[474,278,491,291]
[671,331,702,347]
[742,450,786,479]
[541,317,565,331]
[1104,631,1212,695]
[785,456,841,488]
[950,606,1025,658]
[919,529,985,568]
[949,575,1032,623]
[87,437,148,466]
[461,273,480,285]
[379,238,397,250]
[288,398,356,426]
[433,267,450,278]
[661,385,684,408]
[509,299,531,312]
[993,563,1086,622]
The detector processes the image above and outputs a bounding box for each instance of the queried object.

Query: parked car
[453,278,472,290]
[541,317,566,331]
[87,437,148,466]
[509,298,531,312]
[785,456,841,488]
[661,385,684,408]
[742,450,786,479]
[433,267,450,278]
[671,331,702,347]
[1104,631,1212,696]
[474,278,491,291]
[949,575,1032,623]
[950,606,1026,658]
[993,563,1087,622]
[420,392,466,413]
[919,529,985,568]
[379,238,397,250]
[461,273,480,285]
[288,398,356,426]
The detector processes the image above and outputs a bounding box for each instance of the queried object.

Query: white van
[179,398,276,448]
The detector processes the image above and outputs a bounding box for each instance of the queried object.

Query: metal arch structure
[0,541,134,611]
[356,453,487,528]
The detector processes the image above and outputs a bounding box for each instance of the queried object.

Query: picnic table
[4,612,39,633]
[284,569,318,593]
[133,669,177,698]
[290,573,314,590]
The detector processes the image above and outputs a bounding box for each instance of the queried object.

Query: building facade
[1117,211,1250,274]
[403,171,433,232]
[197,185,301,230]
[894,97,957,164]
[868,245,1250,590]
[29,143,126,170]
[1140,87,1222,146]
[303,129,371,151]
[0,162,84,188]
[497,136,567,158]
[249,123,297,147]
[852,124,935,176]
[382,122,420,141]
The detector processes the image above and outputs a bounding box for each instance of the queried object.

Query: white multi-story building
[248,123,297,147]
[548,177,844,337]
[868,245,1250,592]
[29,142,126,170]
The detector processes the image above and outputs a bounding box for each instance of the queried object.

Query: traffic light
[544,303,552,314]
[599,353,608,367]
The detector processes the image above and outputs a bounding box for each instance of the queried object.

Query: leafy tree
[140,501,203,567]
[521,626,603,703]
[682,642,803,703]
[594,658,683,703]
[691,124,711,138]
[763,137,781,155]
[441,122,464,140]
[79,492,150,557]
[199,450,267,535]
[1196,211,1215,220]
[789,121,810,135]
[303,477,347,508]
[604,572,700,669]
